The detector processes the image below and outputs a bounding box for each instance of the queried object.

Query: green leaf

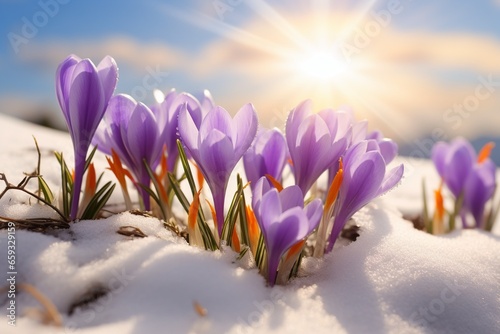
[422,179,432,234]
[55,152,72,218]
[37,176,54,204]
[289,251,304,279]
[138,183,161,209]
[143,160,167,219]
[33,136,43,203]
[238,177,250,247]
[197,215,218,251]
[254,233,266,271]
[236,246,249,261]
[168,172,191,214]
[222,174,246,248]
[449,193,464,232]
[167,172,217,250]
[176,140,197,197]
[80,181,116,220]
[54,152,72,185]
[84,146,98,172]
[485,185,498,231]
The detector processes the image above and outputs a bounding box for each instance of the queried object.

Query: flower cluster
[15,54,406,286]
[427,138,498,233]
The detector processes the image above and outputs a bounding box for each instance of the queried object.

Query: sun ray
[244,0,312,50]
[311,0,332,43]
[158,4,294,59]
[160,1,410,141]
[331,0,381,47]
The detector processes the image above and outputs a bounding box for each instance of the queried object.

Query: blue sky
[0,0,500,147]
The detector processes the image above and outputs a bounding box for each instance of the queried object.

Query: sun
[295,48,350,81]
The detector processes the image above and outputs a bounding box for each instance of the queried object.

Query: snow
[0,114,499,334]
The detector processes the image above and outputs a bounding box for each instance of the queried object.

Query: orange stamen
[324,159,344,213]
[153,172,169,203]
[265,174,283,192]
[287,158,294,167]
[285,240,305,262]
[478,142,495,163]
[188,189,203,230]
[159,145,168,180]
[106,149,135,189]
[246,205,260,255]
[85,163,97,195]
[194,163,205,189]
[434,186,445,222]
[206,199,217,232]
[231,228,241,253]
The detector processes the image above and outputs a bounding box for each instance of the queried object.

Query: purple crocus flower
[431,138,476,198]
[94,94,163,210]
[252,177,322,286]
[463,161,496,227]
[178,104,258,237]
[243,128,287,189]
[328,126,397,187]
[432,138,497,228]
[56,54,118,220]
[325,140,404,253]
[286,100,351,195]
[150,89,213,172]
[366,130,398,164]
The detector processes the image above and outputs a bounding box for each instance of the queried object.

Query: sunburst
[160,0,410,141]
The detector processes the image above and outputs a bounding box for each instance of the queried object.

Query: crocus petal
[445,140,476,197]
[318,109,352,140]
[199,106,235,143]
[198,130,234,189]
[464,161,496,226]
[199,89,215,114]
[260,189,283,228]
[377,164,404,196]
[260,130,287,178]
[351,120,368,145]
[285,99,311,152]
[233,103,258,157]
[431,141,449,178]
[243,150,263,188]
[377,139,398,164]
[67,60,105,154]
[178,104,200,159]
[125,102,160,170]
[96,55,118,102]
[110,95,140,169]
[343,152,386,212]
[56,55,80,122]
[244,128,287,188]
[264,212,301,285]
[279,186,304,211]
[271,207,309,251]
[293,115,332,193]
[303,199,323,231]
[252,176,272,222]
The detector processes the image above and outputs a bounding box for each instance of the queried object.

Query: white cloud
[19,36,186,73]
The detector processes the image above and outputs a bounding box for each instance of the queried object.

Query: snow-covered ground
[0,114,499,334]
